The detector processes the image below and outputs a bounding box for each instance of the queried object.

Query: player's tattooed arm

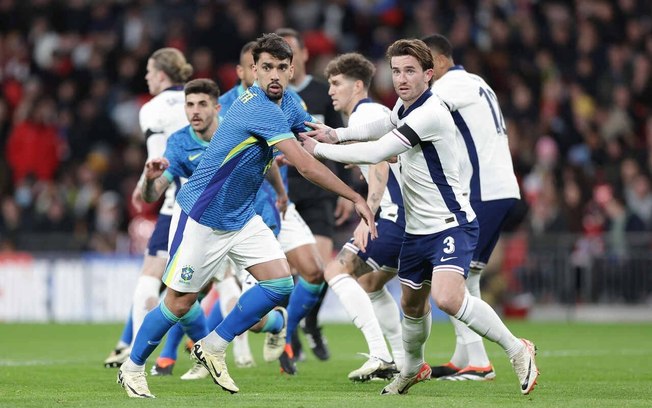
[141,157,171,203]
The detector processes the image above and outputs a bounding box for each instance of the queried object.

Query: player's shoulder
[167,125,192,144]
[351,101,390,124]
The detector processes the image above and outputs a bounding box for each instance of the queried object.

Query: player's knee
[299,264,324,284]
[432,292,462,316]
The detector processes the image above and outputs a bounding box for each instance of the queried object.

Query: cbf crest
[180,265,195,282]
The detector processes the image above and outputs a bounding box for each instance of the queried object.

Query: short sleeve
[163,135,184,178]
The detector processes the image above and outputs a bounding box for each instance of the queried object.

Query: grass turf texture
[1,322,651,407]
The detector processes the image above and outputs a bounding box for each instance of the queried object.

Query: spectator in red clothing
[5,97,63,184]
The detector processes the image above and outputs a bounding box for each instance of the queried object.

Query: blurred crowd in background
[0,0,651,256]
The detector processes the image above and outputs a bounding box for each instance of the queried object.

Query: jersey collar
[397,89,432,120]
[351,98,372,114]
[448,65,465,72]
[163,85,185,92]
[189,126,210,147]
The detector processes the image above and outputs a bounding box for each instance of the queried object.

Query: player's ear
[289,64,295,80]
[236,64,244,81]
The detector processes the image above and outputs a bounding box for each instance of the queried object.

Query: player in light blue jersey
[221,41,337,376]
[117,33,376,398]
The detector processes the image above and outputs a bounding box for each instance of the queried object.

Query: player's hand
[352,195,377,243]
[298,133,319,156]
[303,122,338,144]
[334,196,354,226]
[275,153,291,166]
[144,157,169,180]
[352,219,371,253]
[276,193,288,219]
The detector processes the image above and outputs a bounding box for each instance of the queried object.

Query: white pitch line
[0,359,89,367]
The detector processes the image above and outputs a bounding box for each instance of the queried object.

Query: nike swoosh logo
[147,340,160,346]
[440,256,457,262]
[209,361,221,378]
[188,153,202,161]
[521,359,532,391]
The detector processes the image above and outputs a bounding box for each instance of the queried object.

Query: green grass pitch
[1,321,651,407]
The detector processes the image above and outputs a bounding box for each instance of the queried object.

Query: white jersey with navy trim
[348,100,404,225]
[431,66,520,202]
[139,86,188,216]
[390,90,475,234]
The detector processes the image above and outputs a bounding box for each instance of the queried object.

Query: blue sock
[179,301,208,342]
[261,309,284,334]
[159,323,184,361]
[285,277,324,343]
[119,308,133,346]
[130,302,179,365]
[206,299,224,331]
[215,276,293,342]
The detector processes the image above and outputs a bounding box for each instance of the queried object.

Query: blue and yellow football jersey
[162,125,210,184]
[176,84,312,231]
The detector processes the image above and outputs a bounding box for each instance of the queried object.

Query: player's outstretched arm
[303,115,394,143]
[299,131,409,165]
[265,160,288,218]
[141,157,171,203]
[275,138,377,243]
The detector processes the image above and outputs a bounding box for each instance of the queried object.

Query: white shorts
[277,203,316,253]
[237,270,258,294]
[163,206,286,293]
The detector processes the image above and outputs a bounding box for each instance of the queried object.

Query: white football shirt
[139,86,188,215]
[348,100,403,224]
[432,66,520,202]
[389,91,476,234]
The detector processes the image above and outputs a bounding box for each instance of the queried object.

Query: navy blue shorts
[397,220,479,289]
[471,198,517,267]
[344,218,404,273]
[147,214,172,257]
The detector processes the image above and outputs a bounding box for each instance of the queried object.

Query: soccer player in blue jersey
[220,40,337,376]
[116,33,376,398]
[301,39,538,396]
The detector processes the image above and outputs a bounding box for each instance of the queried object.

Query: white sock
[215,275,241,317]
[402,310,431,377]
[202,331,230,354]
[116,340,130,349]
[121,358,145,372]
[131,275,162,342]
[448,316,468,368]
[465,268,490,366]
[466,266,482,297]
[233,331,252,360]
[329,274,392,361]
[454,291,522,358]
[368,287,404,368]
